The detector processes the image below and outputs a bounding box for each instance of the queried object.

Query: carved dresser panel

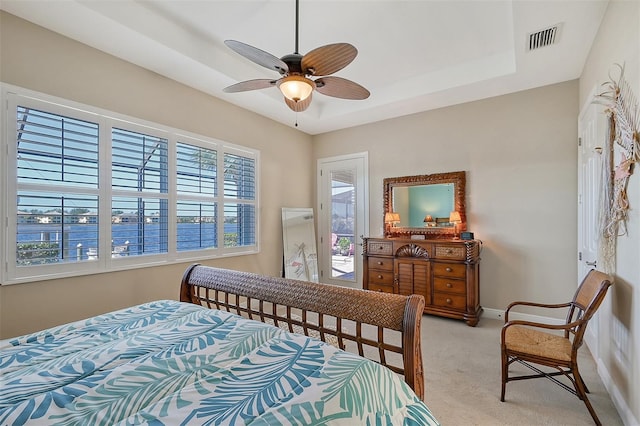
[363,237,481,326]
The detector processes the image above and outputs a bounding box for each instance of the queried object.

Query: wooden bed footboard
[180,264,425,399]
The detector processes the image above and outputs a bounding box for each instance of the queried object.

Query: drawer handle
[446,298,452,304]
[377,274,383,279]
[446,282,453,288]
[377,261,383,265]
[379,246,384,250]
[445,267,453,272]
[446,249,453,254]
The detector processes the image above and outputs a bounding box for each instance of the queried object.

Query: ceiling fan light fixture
[278,75,316,102]
[223,0,368,118]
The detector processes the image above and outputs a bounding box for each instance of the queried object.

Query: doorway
[577,91,607,357]
[317,153,368,287]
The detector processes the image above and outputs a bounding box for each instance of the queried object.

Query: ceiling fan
[222,0,370,113]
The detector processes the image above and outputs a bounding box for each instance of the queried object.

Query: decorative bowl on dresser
[362,237,482,327]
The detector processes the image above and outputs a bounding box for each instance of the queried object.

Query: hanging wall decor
[595,64,640,273]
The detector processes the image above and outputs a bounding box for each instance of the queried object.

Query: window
[175,142,217,251]
[15,107,100,266]
[223,153,256,247]
[2,87,259,284]
[111,128,169,257]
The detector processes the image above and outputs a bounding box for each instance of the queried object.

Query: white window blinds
[3,88,259,284]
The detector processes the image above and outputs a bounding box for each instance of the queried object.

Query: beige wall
[580,1,640,423]
[0,12,314,338]
[313,80,580,314]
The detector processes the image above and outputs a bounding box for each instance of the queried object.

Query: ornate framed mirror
[383,171,466,239]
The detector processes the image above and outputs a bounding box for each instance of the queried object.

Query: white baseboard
[596,358,639,426]
[482,307,564,325]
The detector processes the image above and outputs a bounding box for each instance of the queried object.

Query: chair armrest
[504,300,571,322]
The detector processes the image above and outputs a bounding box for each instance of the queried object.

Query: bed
[1,264,438,425]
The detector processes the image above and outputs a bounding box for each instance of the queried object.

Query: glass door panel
[317,153,368,288]
[331,170,355,280]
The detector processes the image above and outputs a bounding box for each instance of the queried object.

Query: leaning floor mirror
[281,208,319,282]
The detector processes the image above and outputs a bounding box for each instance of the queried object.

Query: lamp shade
[449,211,461,223]
[278,75,315,102]
[385,212,401,223]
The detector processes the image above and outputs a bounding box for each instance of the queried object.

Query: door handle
[585,260,597,266]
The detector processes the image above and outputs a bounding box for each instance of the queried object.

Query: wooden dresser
[363,237,481,326]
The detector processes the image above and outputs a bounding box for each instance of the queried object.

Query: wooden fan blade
[315,77,370,100]
[225,40,288,74]
[301,43,357,76]
[284,93,312,112]
[223,79,277,93]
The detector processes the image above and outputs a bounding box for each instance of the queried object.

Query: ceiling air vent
[528,24,562,51]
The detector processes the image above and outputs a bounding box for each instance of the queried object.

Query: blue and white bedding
[1,300,438,425]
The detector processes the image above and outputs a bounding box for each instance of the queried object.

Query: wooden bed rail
[180,264,425,399]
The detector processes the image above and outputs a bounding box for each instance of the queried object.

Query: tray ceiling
[0,1,609,134]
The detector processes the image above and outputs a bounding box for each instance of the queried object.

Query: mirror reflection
[393,183,454,227]
[282,208,319,282]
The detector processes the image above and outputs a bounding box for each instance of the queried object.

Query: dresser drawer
[368,282,395,293]
[368,270,394,286]
[367,240,393,256]
[435,244,466,260]
[367,257,393,271]
[432,262,466,279]
[433,292,466,310]
[433,277,466,294]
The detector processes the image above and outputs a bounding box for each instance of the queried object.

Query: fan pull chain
[295,111,299,127]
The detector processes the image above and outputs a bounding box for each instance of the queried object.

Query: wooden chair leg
[573,366,601,425]
[576,371,591,394]
[500,350,508,402]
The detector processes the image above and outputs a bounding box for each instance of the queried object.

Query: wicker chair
[500,269,612,425]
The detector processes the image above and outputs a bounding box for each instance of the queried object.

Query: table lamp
[449,211,461,239]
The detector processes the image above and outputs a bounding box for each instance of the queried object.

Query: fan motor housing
[281,53,304,75]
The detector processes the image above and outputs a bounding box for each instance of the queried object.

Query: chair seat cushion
[505,325,572,362]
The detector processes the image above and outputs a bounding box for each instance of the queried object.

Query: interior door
[317,153,368,287]
[577,95,607,356]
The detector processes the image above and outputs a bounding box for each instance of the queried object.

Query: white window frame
[1,84,260,285]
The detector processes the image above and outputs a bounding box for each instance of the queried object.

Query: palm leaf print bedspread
[1,300,439,425]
